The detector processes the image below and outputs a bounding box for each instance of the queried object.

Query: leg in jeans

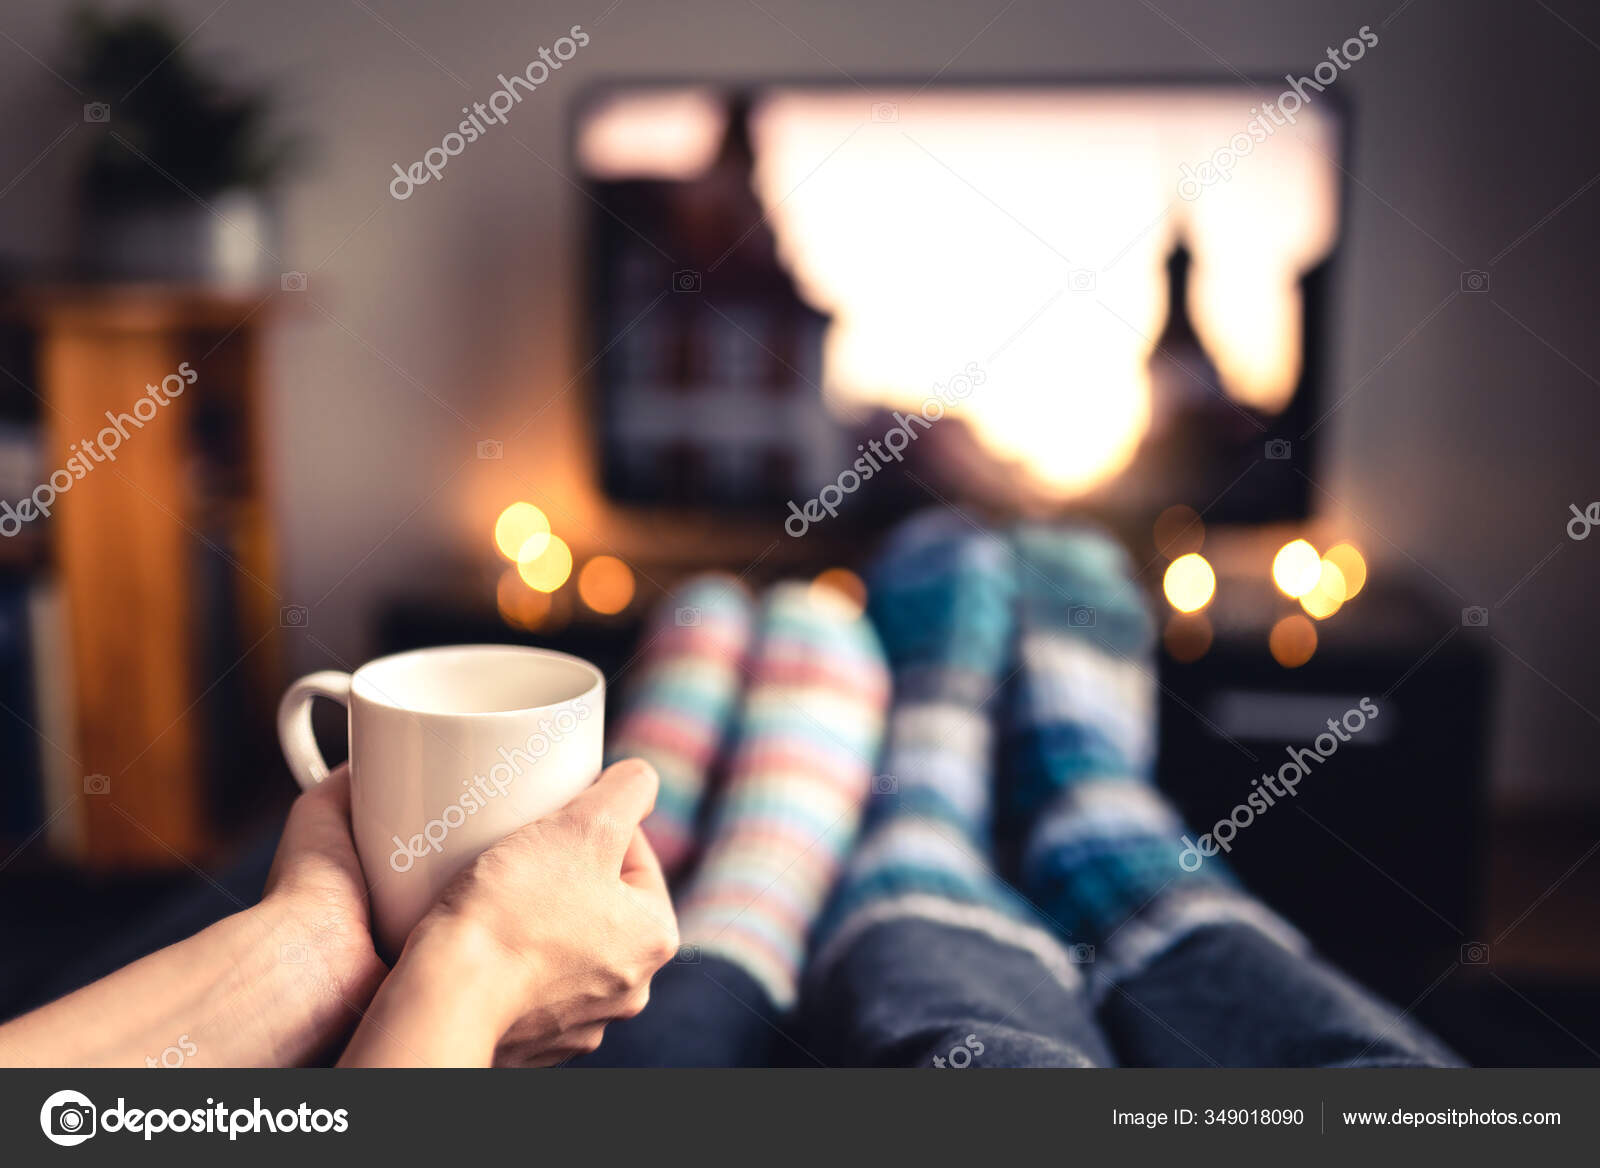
[1005,523,1461,1067]
[802,514,1112,1068]
[583,580,888,1066]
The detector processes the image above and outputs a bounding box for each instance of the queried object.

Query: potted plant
[65,6,301,284]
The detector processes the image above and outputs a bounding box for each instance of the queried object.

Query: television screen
[574,82,1345,526]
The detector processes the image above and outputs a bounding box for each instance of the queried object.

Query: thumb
[560,757,659,842]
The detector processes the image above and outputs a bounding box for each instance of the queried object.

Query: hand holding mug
[277,645,605,960]
[339,759,678,1067]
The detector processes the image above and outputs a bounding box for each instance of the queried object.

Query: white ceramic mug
[277,644,605,959]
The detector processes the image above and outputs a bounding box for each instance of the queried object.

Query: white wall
[1,0,1595,809]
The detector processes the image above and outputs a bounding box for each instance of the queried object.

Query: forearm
[0,899,381,1067]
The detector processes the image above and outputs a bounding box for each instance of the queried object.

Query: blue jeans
[581,912,1459,1068]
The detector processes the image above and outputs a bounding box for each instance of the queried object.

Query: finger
[303,762,352,812]
[276,762,349,851]
[620,827,668,898]
[560,758,659,840]
[267,763,347,891]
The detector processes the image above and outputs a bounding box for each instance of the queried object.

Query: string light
[1164,612,1213,663]
[496,568,552,630]
[811,567,868,617]
[578,555,636,614]
[1162,552,1216,613]
[1323,542,1367,599]
[1299,559,1348,620]
[494,502,549,562]
[1271,539,1322,598]
[517,534,573,593]
[1153,504,1205,558]
[1269,613,1318,667]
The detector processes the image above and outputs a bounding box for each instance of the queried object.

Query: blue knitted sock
[1006,524,1269,968]
[809,512,1067,982]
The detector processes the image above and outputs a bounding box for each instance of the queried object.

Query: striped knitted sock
[675,581,889,1009]
[606,573,754,879]
[809,512,1071,988]
[1007,524,1295,978]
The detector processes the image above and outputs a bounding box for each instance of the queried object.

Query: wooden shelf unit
[9,285,285,868]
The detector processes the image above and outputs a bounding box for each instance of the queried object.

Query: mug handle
[277,671,352,790]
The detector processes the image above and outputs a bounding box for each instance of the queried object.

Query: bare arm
[0,768,386,1068]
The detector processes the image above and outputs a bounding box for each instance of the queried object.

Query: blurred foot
[675,582,888,1009]
[809,514,1066,992]
[606,573,754,878]
[1005,523,1251,971]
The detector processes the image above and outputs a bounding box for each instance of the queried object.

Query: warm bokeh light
[1323,542,1368,599]
[1299,559,1348,620]
[1162,552,1216,614]
[516,534,573,593]
[577,555,636,615]
[811,567,868,616]
[1269,613,1318,668]
[1271,539,1323,598]
[494,502,550,562]
[1153,504,1205,558]
[497,568,553,630]
[1164,612,1213,663]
